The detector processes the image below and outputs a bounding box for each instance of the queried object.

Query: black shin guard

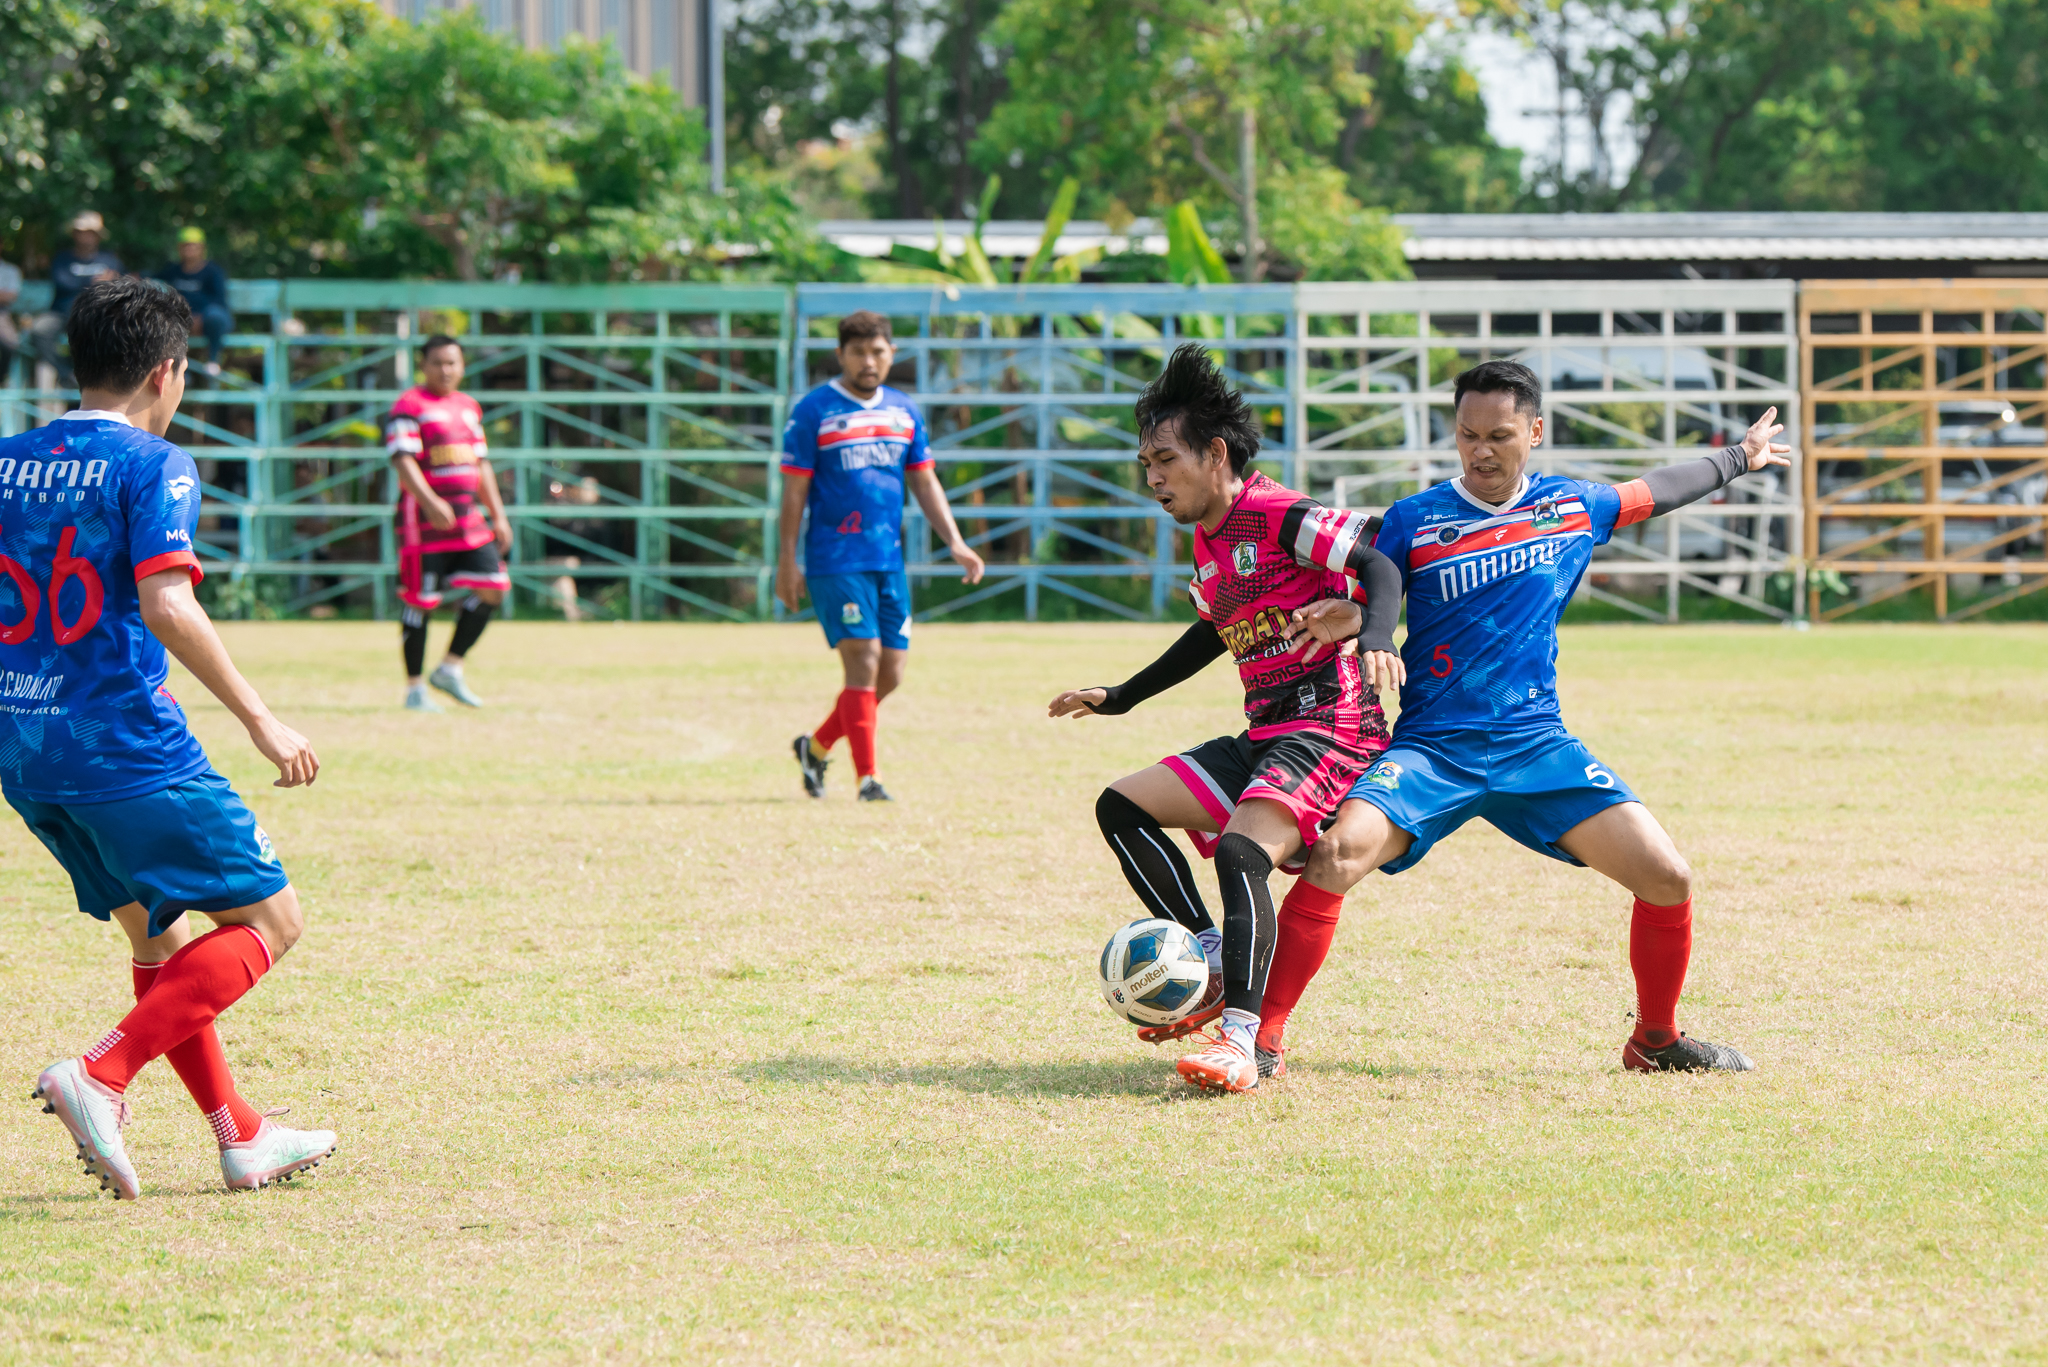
[1095,789,1216,935]
[401,607,428,678]
[1213,833,1276,1015]
[448,595,494,658]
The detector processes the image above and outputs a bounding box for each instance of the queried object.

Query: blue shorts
[6,769,291,938]
[811,569,911,650]
[1344,727,1638,874]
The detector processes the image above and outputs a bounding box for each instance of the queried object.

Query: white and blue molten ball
[1098,918,1211,1028]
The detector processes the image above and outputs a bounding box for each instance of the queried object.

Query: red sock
[85,926,272,1094]
[132,960,263,1145]
[1258,880,1345,1050]
[841,686,879,777]
[1629,897,1693,1048]
[813,696,846,751]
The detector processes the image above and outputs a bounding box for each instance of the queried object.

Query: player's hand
[1280,598,1362,656]
[776,555,806,614]
[425,496,458,531]
[1740,406,1793,471]
[951,541,986,585]
[248,713,319,788]
[1359,649,1406,692]
[1047,687,1107,719]
[492,515,513,552]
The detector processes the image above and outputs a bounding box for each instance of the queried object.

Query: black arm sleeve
[1346,541,1402,655]
[1089,619,1227,716]
[1639,442,1751,515]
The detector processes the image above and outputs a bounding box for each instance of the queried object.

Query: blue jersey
[0,413,210,803]
[781,380,932,575]
[1377,473,1647,740]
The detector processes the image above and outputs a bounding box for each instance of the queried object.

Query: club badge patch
[841,602,862,625]
[1232,542,1258,576]
[1363,761,1403,791]
[1435,524,1462,547]
[1531,498,1562,531]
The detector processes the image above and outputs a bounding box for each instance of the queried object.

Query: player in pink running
[387,334,512,711]
[1049,344,1404,1094]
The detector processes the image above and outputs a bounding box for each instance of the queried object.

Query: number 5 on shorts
[1584,763,1615,789]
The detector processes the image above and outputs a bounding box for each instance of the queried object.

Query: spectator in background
[27,211,122,385]
[152,227,231,378]
[0,244,20,375]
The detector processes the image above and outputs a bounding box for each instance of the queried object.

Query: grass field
[0,621,2044,1364]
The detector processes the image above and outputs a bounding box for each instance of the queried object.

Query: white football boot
[33,1058,140,1200]
[428,663,484,708]
[220,1118,338,1191]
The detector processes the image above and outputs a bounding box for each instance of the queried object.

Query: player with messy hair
[1047,343,1404,1093]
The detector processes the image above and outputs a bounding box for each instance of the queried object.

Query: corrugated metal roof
[820,213,2048,262]
[1395,213,2048,261]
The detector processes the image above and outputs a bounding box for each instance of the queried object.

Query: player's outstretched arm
[1623,406,1792,519]
[907,465,986,586]
[1047,619,1226,719]
[138,570,319,788]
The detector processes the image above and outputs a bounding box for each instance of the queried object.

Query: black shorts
[399,542,508,610]
[1162,728,1385,865]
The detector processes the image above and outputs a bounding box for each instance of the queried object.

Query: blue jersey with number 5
[0,414,210,803]
[1375,474,1625,740]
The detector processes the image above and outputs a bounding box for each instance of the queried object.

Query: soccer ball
[1098,918,1211,1028]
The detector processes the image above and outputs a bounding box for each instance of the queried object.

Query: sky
[1425,6,1641,195]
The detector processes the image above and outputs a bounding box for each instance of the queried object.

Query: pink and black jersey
[1188,473,1388,743]
[385,386,493,556]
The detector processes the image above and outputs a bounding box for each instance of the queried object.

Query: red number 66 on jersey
[0,528,106,646]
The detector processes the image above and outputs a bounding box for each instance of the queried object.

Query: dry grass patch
[0,621,2042,1363]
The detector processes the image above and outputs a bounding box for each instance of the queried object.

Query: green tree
[1502,0,2048,211]
[0,0,846,281]
[726,0,1006,219]
[0,0,341,270]
[972,0,1478,279]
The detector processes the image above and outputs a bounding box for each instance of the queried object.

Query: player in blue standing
[778,310,984,801]
[3,277,335,1198]
[1258,360,1787,1075]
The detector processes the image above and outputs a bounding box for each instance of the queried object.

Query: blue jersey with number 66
[0,413,211,803]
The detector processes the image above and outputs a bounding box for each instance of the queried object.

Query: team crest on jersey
[1531,498,1562,531]
[1232,542,1258,576]
[1434,524,1462,547]
[1363,760,1403,790]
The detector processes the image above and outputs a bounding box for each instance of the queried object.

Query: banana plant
[862,175,1099,288]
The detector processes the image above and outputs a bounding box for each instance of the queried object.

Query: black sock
[401,607,427,678]
[448,595,494,658]
[1095,789,1216,936]
[1213,833,1276,1016]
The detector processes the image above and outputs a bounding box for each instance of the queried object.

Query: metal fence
[3,276,1812,622]
[1295,280,1801,621]
[2,278,789,620]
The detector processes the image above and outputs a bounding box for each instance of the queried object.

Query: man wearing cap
[152,228,232,379]
[28,211,122,385]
